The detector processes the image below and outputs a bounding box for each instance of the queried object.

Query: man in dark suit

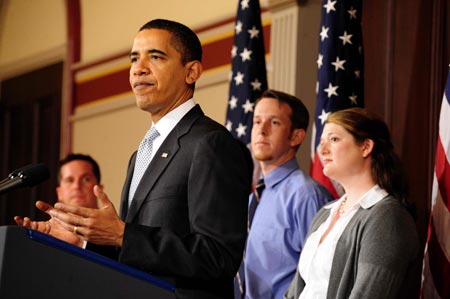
[35,19,251,299]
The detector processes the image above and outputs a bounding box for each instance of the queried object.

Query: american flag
[225,0,268,146]
[310,0,364,198]
[421,68,450,299]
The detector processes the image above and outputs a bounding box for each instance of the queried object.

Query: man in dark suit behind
[36,19,251,299]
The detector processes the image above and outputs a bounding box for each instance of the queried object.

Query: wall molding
[0,45,66,80]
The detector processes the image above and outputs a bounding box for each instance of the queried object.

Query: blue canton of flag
[225,0,268,146]
[310,0,364,198]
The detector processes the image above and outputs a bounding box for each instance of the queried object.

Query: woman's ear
[362,139,374,158]
[185,61,203,84]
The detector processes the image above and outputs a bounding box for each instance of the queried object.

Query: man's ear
[290,128,306,147]
[185,61,203,84]
[56,187,64,203]
[361,139,374,158]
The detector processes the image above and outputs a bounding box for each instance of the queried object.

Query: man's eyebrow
[148,49,167,56]
[129,49,167,58]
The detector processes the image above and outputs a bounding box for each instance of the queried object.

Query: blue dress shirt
[244,158,332,299]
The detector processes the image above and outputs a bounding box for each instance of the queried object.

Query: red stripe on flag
[435,137,450,209]
[310,152,339,199]
[422,69,450,299]
[427,215,450,298]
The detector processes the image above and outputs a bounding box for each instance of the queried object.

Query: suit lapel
[125,105,204,222]
[119,152,137,220]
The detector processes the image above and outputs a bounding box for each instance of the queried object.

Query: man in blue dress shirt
[243,89,333,299]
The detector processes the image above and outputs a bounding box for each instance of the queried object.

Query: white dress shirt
[147,98,196,162]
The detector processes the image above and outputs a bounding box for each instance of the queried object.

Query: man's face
[251,98,303,172]
[129,28,194,122]
[56,160,101,209]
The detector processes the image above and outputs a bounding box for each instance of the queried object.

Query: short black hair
[139,19,202,65]
[58,153,101,185]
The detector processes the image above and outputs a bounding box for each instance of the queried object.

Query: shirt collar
[153,98,196,139]
[325,184,389,210]
[358,185,389,209]
[263,158,299,189]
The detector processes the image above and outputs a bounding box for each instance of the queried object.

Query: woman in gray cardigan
[285,108,420,299]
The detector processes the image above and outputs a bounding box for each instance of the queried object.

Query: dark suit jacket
[118,105,251,299]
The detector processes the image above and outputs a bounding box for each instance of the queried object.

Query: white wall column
[267,0,322,171]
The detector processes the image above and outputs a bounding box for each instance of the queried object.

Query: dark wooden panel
[362,1,450,296]
[0,63,62,225]
[363,0,447,234]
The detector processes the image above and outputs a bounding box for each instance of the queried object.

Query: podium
[0,226,175,298]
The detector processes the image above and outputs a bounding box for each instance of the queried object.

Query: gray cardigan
[285,196,421,299]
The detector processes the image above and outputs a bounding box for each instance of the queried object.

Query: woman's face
[319,122,368,182]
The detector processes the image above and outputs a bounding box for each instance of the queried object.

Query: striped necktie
[128,126,159,206]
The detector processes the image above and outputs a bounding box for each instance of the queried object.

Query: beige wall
[0,0,319,209]
[81,0,240,62]
[0,0,66,77]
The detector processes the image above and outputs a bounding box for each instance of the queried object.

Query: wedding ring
[73,226,78,235]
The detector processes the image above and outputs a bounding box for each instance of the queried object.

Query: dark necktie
[234,178,265,299]
[247,178,265,229]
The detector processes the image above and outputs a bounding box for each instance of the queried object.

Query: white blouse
[297,185,388,299]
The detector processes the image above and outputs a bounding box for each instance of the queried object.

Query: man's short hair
[256,89,309,131]
[58,153,101,185]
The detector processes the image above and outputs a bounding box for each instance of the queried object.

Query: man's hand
[46,185,125,247]
[15,213,83,247]
[14,215,51,233]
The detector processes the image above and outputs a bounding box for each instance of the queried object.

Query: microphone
[0,164,34,185]
[0,163,50,195]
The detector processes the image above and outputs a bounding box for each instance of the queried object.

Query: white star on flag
[318,109,331,125]
[317,54,324,68]
[248,26,260,39]
[324,82,339,98]
[235,21,243,34]
[234,72,244,86]
[242,99,255,113]
[226,120,233,131]
[251,79,262,90]
[240,48,252,62]
[240,0,250,10]
[331,57,346,71]
[348,7,357,19]
[339,31,353,45]
[323,0,337,13]
[231,45,238,58]
[235,123,247,138]
[229,96,238,109]
[320,26,329,41]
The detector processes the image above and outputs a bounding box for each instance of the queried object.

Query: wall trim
[0,45,66,80]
